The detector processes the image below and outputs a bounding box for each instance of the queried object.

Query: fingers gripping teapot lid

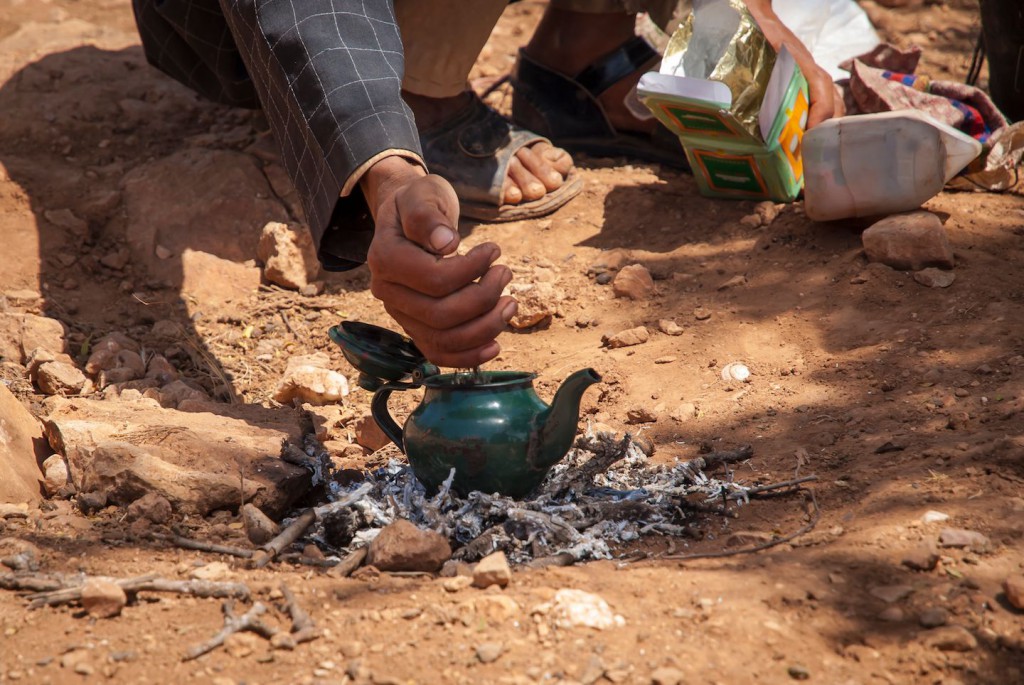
[328,321,435,390]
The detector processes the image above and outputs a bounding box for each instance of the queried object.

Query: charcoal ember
[321,507,360,548]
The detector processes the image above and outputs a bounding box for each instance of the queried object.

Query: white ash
[307,430,756,565]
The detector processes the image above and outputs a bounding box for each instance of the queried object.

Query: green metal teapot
[329,321,601,498]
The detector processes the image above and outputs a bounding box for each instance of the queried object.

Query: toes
[507,156,546,202]
[535,141,574,177]
[516,145,564,192]
[503,176,523,205]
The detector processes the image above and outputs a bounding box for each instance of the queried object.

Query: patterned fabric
[132,0,423,269]
[840,43,1009,144]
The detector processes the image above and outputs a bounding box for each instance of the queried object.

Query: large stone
[43,398,310,517]
[611,264,654,300]
[366,519,451,572]
[272,354,349,406]
[1003,575,1024,610]
[603,326,650,349]
[353,413,390,452]
[180,249,261,310]
[35,361,87,396]
[938,527,991,553]
[0,313,66,365]
[472,551,512,589]
[257,221,319,290]
[121,149,287,288]
[0,384,45,503]
[81,579,127,619]
[862,211,954,271]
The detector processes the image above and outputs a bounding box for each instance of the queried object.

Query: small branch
[157,534,254,559]
[280,583,315,632]
[728,475,818,500]
[679,445,754,475]
[328,547,367,578]
[26,574,250,609]
[250,509,316,569]
[663,489,821,561]
[1,574,66,593]
[183,601,276,661]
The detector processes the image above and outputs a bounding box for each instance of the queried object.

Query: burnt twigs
[250,509,316,569]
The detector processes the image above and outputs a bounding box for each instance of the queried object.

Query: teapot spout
[528,368,602,471]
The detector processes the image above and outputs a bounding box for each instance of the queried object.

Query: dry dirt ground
[1,1,1023,684]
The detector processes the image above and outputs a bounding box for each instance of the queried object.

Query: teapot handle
[370,382,417,453]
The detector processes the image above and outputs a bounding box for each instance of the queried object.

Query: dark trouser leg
[980,0,1024,122]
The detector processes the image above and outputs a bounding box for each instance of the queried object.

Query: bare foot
[403,91,573,206]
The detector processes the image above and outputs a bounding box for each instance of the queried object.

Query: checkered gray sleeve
[132,0,422,269]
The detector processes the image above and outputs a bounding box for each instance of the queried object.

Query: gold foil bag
[661,0,777,140]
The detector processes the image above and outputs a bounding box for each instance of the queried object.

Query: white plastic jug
[802,110,982,221]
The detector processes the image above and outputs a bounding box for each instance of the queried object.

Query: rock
[475,642,503,664]
[224,632,262,659]
[126,493,172,524]
[670,403,697,422]
[862,211,954,271]
[180,249,261,310]
[35,361,87,396]
[20,315,67,362]
[657,319,683,336]
[921,510,950,524]
[869,585,914,603]
[918,607,950,628]
[717,275,747,291]
[150,380,208,408]
[145,355,178,384]
[755,201,780,225]
[507,282,560,330]
[442,576,473,592]
[534,589,624,630]
[625,405,657,424]
[44,397,309,517]
[472,551,512,589]
[654,356,677,364]
[938,528,991,553]
[914,268,956,288]
[901,542,939,571]
[0,384,46,504]
[923,626,977,652]
[77,491,107,515]
[693,307,712,321]
[739,213,762,228]
[190,561,235,581]
[43,208,88,237]
[650,667,685,685]
[257,221,320,290]
[81,579,127,618]
[353,413,390,452]
[603,326,649,349]
[1003,575,1024,610]
[366,519,451,572]
[241,503,280,545]
[787,665,810,681]
[272,354,349,406]
[85,334,139,374]
[100,249,130,271]
[300,280,325,297]
[41,454,69,496]
[122,149,287,289]
[611,265,654,300]
[878,606,904,622]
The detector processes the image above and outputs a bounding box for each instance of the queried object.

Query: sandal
[420,95,583,222]
[511,36,690,170]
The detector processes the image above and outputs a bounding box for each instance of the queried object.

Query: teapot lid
[328,321,433,391]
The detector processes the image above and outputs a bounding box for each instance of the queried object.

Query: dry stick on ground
[663,488,821,561]
[26,574,251,609]
[679,445,754,476]
[183,601,276,661]
[250,509,317,569]
[1,575,65,593]
[727,475,818,500]
[157,534,254,559]
[330,547,368,578]
[274,583,321,648]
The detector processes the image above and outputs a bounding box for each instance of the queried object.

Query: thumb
[394,174,462,256]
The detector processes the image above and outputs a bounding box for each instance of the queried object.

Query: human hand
[360,156,517,368]
[743,0,846,127]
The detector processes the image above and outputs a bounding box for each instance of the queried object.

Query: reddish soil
[1,1,1023,684]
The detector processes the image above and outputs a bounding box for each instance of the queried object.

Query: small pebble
[787,664,810,680]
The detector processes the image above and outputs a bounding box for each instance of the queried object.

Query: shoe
[419,95,583,222]
[511,36,689,170]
